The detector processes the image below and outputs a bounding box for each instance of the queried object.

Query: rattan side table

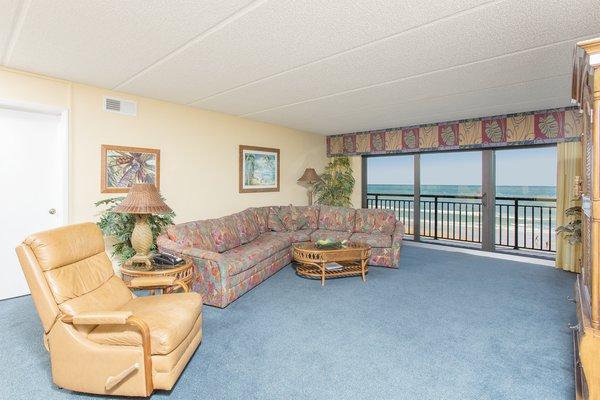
[120,258,194,294]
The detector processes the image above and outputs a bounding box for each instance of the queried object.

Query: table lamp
[114,183,172,269]
[297,168,320,205]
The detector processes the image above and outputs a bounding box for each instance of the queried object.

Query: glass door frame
[362,144,556,255]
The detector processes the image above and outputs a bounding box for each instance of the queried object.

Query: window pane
[420,151,482,244]
[495,146,557,252]
[366,155,414,234]
[421,151,482,195]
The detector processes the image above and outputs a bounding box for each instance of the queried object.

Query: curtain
[555,141,582,272]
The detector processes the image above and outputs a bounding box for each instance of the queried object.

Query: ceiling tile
[197,41,575,116]
[0,0,22,62]
[118,0,493,103]
[6,0,255,87]
[2,0,598,135]
[246,75,571,134]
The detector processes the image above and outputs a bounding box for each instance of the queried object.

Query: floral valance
[327,107,582,156]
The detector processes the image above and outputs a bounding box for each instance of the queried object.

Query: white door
[0,106,66,300]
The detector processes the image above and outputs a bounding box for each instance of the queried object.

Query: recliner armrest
[63,311,133,325]
[126,276,189,293]
[62,311,154,395]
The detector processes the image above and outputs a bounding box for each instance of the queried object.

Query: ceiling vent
[103,96,137,116]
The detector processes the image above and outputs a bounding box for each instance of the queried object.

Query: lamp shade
[113,183,172,214]
[297,168,320,184]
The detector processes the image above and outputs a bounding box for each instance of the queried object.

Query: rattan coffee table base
[296,262,368,280]
[292,242,371,286]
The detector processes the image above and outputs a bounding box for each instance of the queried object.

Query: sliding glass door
[420,151,482,247]
[495,146,557,253]
[363,145,557,258]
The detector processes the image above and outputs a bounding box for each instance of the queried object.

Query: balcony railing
[366,193,557,252]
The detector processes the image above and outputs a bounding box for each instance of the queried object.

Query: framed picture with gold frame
[239,145,280,193]
[101,144,160,193]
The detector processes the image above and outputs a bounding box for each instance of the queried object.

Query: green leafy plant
[314,156,355,207]
[95,197,175,264]
[556,206,582,245]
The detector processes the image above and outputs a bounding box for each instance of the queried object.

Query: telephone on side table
[152,252,184,267]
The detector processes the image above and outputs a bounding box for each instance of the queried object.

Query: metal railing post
[434,196,438,240]
[374,194,379,208]
[513,199,519,250]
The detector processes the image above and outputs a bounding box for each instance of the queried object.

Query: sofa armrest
[63,311,133,325]
[393,220,405,245]
[180,247,223,262]
[156,234,223,261]
[156,233,229,306]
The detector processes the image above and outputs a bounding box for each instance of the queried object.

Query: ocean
[367,184,556,198]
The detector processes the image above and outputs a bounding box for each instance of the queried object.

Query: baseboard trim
[404,241,555,267]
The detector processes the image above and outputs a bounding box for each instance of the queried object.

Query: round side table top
[120,258,193,277]
[120,257,194,293]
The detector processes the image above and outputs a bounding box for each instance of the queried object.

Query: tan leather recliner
[15,222,202,397]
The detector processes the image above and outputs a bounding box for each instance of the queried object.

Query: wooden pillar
[413,154,421,241]
[481,150,496,252]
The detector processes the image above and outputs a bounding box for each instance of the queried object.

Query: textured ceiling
[1,0,599,135]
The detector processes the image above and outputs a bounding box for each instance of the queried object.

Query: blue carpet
[0,245,575,399]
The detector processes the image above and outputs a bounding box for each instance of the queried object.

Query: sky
[367,146,557,186]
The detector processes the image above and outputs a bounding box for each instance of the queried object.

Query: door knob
[49,208,56,215]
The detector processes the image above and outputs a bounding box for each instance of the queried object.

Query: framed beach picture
[239,145,280,193]
[101,144,160,193]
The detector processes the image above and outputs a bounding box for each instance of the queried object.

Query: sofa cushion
[221,234,290,276]
[264,229,314,243]
[166,220,216,252]
[318,205,355,232]
[88,292,202,355]
[233,210,260,244]
[268,205,311,231]
[310,229,352,242]
[210,215,242,253]
[249,207,269,233]
[354,209,396,235]
[288,205,309,230]
[349,232,392,248]
[295,206,319,229]
[267,206,287,231]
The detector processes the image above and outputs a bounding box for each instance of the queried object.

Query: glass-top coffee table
[292,242,371,286]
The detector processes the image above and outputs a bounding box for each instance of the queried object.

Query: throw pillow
[268,206,286,231]
[289,205,308,231]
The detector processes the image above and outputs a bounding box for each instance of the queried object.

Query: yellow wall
[0,67,327,223]
[350,156,362,208]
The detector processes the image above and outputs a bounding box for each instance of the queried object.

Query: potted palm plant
[556,206,582,244]
[314,156,355,207]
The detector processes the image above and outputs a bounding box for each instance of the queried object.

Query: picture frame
[101,144,160,193]
[239,145,280,193]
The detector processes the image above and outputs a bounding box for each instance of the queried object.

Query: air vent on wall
[103,96,137,116]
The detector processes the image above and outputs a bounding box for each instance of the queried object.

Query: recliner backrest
[16,222,133,333]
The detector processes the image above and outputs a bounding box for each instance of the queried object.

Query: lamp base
[123,254,153,271]
[127,214,154,270]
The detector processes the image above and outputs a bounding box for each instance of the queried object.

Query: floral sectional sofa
[157,205,404,308]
